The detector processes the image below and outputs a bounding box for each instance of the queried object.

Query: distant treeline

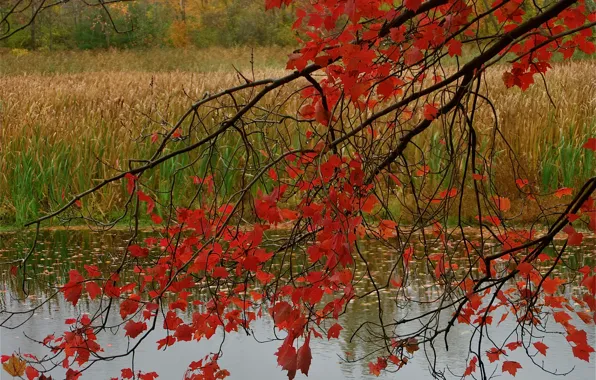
[0,0,297,50]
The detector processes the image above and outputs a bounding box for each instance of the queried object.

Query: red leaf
[84,264,101,277]
[86,282,102,300]
[327,323,343,339]
[212,267,229,279]
[296,334,312,376]
[572,342,595,362]
[568,232,584,246]
[533,341,548,356]
[138,191,155,214]
[447,39,462,57]
[62,270,84,306]
[424,104,439,121]
[26,366,39,380]
[128,245,149,258]
[516,262,533,276]
[404,0,421,11]
[502,361,522,376]
[583,138,596,152]
[120,294,141,319]
[174,324,194,341]
[124,173,137,195]
[464,356,477,376]
[124,320,147,339]
[268,168,278,181]
[139,372,159,380]
[487,348,505,363]
[121,368,134,379]
[554,311,572,325]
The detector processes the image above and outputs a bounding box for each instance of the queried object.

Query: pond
[0,230,594,379]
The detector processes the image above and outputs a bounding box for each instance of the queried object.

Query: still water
[0,230,594,379]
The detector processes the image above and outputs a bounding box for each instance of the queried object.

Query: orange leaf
[516,178,529,189]
[533,341,548,356]
[2,355,26,377]
[542,277,564,294]
[502,361,522,376]
[554,187,573,198]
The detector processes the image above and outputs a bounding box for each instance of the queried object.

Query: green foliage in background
[0,0,296,50]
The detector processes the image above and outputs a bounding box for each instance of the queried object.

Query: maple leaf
[516,262,533,276]
[567,231,583,246]
[124,173,137,195]
[404,46,423,65]
[447,39,463,57]
[516,178,529,188]
[327,323,343,339]
[25,366,39,380]
[566,329,588,346]
[121,368,134,379]
[404,0,422,11]
[66,369,81,380]
[492,196,511,212]
[463,356,477,376]
[86,281,102,300]
[554,187,573,198]
[128,244,149,258]
[212,267,229,279]
[424,104,439,121]
[542,276,564,294]
[174,324,194,341]
[62,270,84,306]
[553,311,572,325]
[151,214,163,224]
[296,334,312,376]
[275,341,297,379]
[502,361,522,376]
[124,320,147,339]
[583,138,596,152]
[486,348,505,363]
[120,294,141,319]
[2,355,26,377]
[571,343,595,362]
[272,301,293,326]
[84,264,101,277]
[533,341,548,356]
[139,372,159,380]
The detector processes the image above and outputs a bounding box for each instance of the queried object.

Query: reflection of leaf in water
[2,355,26,377]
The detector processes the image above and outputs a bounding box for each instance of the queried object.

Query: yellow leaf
[3,355,26,377]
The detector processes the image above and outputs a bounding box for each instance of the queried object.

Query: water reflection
[0,230,594,379]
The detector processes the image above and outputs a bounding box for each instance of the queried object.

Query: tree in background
[1,0,596,379]
[0,0,296,49]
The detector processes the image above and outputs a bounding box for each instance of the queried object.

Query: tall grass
[0,47,290,75]
[0,51,594,225]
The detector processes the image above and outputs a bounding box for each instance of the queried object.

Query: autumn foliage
[2,0,596,379]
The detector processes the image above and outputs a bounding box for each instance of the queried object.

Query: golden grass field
[0,48,594,224]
